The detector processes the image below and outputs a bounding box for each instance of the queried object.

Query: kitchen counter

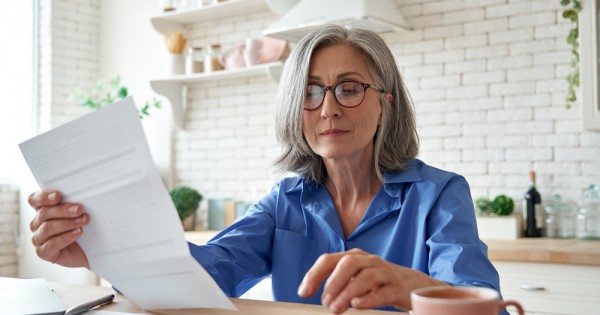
[484,238,600,266]
[185,231,600,266]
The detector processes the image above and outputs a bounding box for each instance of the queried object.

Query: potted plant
[170,186,203,231]
[560,0,582,109]
[70,75,162,118]
[474,195,521,239]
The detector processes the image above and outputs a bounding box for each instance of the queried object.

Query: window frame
[580,0,600,130]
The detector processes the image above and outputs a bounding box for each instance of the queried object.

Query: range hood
[263,0,411,42]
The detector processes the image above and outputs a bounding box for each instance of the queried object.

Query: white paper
[19,97,236,311]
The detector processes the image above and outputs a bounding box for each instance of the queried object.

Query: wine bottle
[523,171,542,237]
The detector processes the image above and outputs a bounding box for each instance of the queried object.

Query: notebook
[0,277,66,315]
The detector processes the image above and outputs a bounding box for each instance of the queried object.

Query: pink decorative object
[219,37,290,70]
[219,46,246,70]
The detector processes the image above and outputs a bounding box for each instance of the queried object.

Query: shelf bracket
[150,81,186,129]
[266,63,283,82]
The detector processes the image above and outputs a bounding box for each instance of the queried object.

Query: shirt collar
[295,159,424,235]
[382,159,423,197]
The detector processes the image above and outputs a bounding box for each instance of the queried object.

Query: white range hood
[263,0,411,42]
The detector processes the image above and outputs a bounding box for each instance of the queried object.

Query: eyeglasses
[303,81,385,110]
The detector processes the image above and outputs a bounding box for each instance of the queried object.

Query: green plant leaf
[561,0,580,109]
[474,197,492,215]
[70,75,162,118]
[490,195,514,216]
[118,87,128,98]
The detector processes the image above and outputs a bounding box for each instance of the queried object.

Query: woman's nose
[320,90,342,118]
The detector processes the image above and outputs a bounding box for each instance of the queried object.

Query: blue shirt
[189,159,504,312]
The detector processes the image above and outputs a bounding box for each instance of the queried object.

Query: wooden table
[50,282,399,315]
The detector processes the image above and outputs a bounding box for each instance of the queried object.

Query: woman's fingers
[350,285,402,310]
[30,203,84,232]
[301,249,451,313]
[34,227,84,263]
[28,190,62,209]
[325,255,390,313]
[27,190,91,269]
[31,214,88,246]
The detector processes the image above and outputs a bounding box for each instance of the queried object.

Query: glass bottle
[576,184,600,240]
[544,194,576,238]
[205,44,223,73]
[523,171,542,237]
[186,46,204,74]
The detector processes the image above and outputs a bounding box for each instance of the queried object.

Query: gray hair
[274,24,419,184]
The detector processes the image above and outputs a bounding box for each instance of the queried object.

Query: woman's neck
[323,153,383,237]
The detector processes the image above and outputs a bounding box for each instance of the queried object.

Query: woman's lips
[320,129,348,136]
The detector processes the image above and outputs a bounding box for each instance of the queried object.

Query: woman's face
[302,44,383,163]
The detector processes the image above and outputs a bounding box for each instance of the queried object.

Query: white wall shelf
[150,61,283,129]
[150,0,269,34]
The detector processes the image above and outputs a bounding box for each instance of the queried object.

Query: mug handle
[499,300,525,315]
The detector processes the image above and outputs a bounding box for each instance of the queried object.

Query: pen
[64,293,115,315]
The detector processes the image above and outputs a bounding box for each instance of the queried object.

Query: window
[0,1,35,183]
[580,0,600,130]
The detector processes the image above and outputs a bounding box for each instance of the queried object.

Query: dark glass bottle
[523,171,542,237]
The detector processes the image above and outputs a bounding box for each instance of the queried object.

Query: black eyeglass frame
[303,81,385,111]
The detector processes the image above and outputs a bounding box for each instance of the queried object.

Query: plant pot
[182,213,196,231]
[476,215,522,240]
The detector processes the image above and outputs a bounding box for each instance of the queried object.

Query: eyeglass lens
[305,81,366,110]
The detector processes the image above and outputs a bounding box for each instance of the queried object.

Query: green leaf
[118,87,128,98]
[490,195,514,216]
[69,74,161,118]
[474,197,492,215]
[560,0,580,110]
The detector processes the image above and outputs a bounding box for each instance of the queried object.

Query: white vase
[170,53,185,75]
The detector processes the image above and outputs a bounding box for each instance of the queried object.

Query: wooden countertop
[185,231,600,266]
[484,238,600,266]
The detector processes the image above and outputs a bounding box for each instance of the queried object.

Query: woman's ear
[379,93,393,125]
[385,93,393,106]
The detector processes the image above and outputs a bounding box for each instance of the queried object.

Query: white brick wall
[39,0,99,132]
[44,1,599,225]
[174,0,600,221]
[0,185,19,277]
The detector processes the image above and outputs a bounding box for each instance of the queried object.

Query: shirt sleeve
[187,183,280,297]
[425,175,502,291]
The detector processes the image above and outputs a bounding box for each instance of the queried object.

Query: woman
[28,25,504,314]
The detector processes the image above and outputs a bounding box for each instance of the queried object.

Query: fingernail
[72,227,82,235]
[48,192,56,201]
[298,283,309,297]
[68,205,78,213]
[329,301,341,314]
[75,216,86,224]
[322,293,332,306]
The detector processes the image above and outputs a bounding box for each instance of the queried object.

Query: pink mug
[411,286,524,315]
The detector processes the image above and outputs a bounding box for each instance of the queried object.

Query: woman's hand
[28,190,90,269]
[297,248,448,313]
